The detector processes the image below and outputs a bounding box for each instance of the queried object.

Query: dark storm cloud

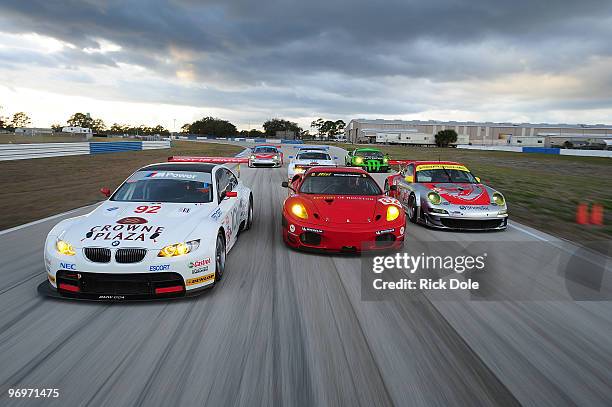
[1,0,612,118]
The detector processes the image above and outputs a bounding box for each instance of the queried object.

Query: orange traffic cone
[590,203,604,226]
[576,203,589,225]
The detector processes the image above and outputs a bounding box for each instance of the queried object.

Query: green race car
[344,148,390,172]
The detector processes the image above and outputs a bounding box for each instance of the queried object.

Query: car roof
[254,144,279,149]
[140,162,217,173]
[355,148,381,152]
[304,166,368,175]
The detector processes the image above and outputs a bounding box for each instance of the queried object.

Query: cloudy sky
[1,0,612,130]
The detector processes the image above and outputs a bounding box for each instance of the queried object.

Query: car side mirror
[475,176,481,183]
[100,187,111,197]
[281,181,289,188]
[389,185,398,191]
[225,191,237,198]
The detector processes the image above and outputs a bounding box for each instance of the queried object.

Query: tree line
[1,108,347,139]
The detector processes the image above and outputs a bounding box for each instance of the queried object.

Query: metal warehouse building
[345,119,612,147]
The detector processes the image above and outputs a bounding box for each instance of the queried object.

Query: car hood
[292,159,336,166]
[423,183,490,205]
[304,195,378,224]
[60,201,216,249]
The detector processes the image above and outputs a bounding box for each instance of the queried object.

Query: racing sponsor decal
[48,273,56,284]
[312,172,365,177]
[134,205,161,214]
[400,226,405,235]
[289,224,296,232]
[416,164,469,172]
[145,171,197,179]
[117,217,148,224]
[459,205,489,211]
[302,227,323,234]
[107,207,119,212]
[210,207,222,220]
[60,262,76,270]
[375,228,395,235]
[312,196,375,201]
[189,258,211,268]
[185,273,215,286]
[88,223,165,242]
[98,295,125,300]
[191,266,209,274]
[179,207,191,213]
[378,197,401,206]
[149,264,170,272]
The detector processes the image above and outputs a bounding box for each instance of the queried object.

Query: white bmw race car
[287,149,337,180]
[41,156,253,300]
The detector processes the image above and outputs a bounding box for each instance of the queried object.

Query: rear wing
[168,156,248,164]
[388,159,414,166]
[168,156,249,177]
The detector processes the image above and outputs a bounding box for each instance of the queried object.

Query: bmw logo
[112,241,120,247]
[289,224,295,233]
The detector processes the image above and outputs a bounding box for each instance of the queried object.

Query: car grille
[84,247,111,263]
[440,218,505,230]
[115,248,147,263]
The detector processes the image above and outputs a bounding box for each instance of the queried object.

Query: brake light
[155,285,184,294]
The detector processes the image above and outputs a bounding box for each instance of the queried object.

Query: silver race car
[385,161,508,230]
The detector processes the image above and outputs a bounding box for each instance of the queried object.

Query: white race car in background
[287,149,337,180]
[42,157,253,300]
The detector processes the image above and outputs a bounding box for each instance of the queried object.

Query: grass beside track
[327,142,612,243]
[0,141,243,230]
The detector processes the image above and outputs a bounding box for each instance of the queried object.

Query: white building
[62,126,93,134]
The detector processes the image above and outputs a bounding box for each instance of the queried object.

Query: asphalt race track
[0,144,611,406]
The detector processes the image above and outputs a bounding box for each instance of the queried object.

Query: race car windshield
[416,169,477,183]
[357,151,384,158]
[297,152,331,160]
[254,147,277,153]
[111,171,213,203]
[300,172,382,195]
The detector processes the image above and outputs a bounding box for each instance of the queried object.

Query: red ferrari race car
[248,145,284,168]
[384,161,508,230]
[281,167,406,253]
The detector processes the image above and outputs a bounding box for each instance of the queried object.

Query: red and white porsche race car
[281,167,406,253]
[385,160,508,230]
[41,156,253,301]
[248,145,284,168]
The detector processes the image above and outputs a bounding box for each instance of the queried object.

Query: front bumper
[44,240,216,300]
[420,204,508,230]
[282,215,405,253]
[352,161,389,172]
[249,158,281,167]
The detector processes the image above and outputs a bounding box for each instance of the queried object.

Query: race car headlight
[492,192,505,206]
[274,155,279,160]
[294,167,305,174]
[250,155,255,159]
[56,239,75,256]
[355,157,363,164]
[383,157,389,163]
[290,203,308,219]
[158,239,200,257]
[427,191,442,205]
[386,205,400,221]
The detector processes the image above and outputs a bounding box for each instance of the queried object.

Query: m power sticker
[186,273,215,286]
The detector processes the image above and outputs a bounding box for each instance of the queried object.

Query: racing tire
[214,231,226,282]
[408,194,418,224]
[244,195,253,231]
